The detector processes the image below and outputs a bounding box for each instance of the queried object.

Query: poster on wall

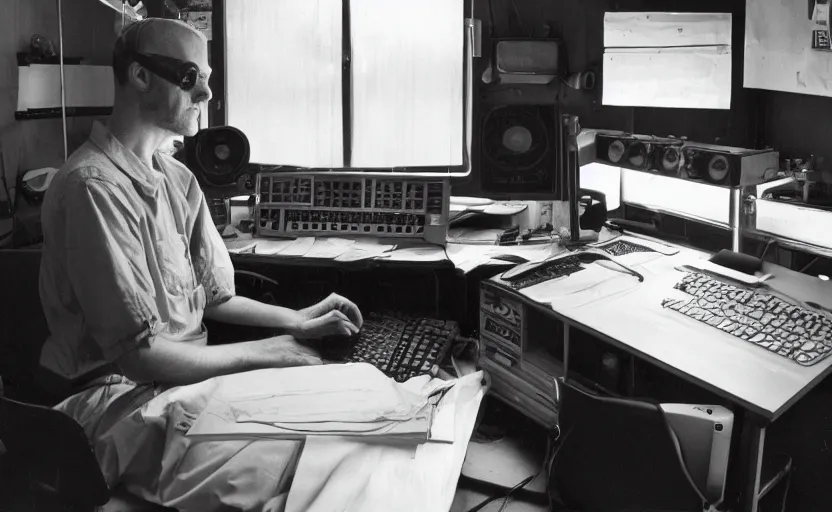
[744,0,832,97]
[602,12,732,109]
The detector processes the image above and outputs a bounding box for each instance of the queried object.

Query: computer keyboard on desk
[662,272,832,366]
[318,312,459,382]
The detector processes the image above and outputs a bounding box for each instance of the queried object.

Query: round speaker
[660,146,683,175]
[707,155,730,183]
[193,126,250,187]
[482,106,549,173]
[607,140,626,164]
[627,143,649,168]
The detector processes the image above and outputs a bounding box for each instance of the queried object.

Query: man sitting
[38,18,361,511]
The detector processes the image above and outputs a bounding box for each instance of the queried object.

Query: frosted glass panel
[621,169,731,227]
[225,0,343,168]
[350,0,464,168]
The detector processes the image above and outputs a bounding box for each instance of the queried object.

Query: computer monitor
[221,0,474,177]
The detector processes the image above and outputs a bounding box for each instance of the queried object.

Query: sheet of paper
[335,240,396,262]
[252,238,294,255]
[304,238,356,259]
[284,371,485,512]
[603,47,731,109]
[276,237,317,257]
[225,0,343,167]
[602,12,732,109]
[385,245,448,262]
[350,0,464,167]
[745,0,832,97]
[604,12,732,47]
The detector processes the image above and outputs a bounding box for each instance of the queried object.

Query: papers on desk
[252,237,395,261]
[446,243,564,274]
[284,371,485,512]
[187,363,457,444]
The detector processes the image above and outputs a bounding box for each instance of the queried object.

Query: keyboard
[594,239,657,257]
[505,253,609,290]
[662,272,832,366]
[316,312,459,382]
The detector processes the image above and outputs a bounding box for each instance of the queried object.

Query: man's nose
[193,80,212,104]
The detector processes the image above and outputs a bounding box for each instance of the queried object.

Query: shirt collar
[88,120,165,196]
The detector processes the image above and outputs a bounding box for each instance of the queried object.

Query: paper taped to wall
[602,12,732,109]
[745,0,832,98]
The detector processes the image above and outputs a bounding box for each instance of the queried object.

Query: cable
[509,0,530,37]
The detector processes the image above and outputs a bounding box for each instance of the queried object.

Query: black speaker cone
[483,106,549,173]
[194,126,250,187]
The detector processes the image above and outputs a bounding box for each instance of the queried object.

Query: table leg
[740,422,766,512]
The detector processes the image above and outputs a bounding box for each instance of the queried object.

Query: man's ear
[129,62,151,92]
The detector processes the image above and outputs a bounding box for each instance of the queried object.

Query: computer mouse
[491,254,530,265]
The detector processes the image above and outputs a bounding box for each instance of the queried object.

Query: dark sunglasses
[133,53,201,91]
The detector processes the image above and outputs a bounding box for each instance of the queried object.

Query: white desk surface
[490,232,832,422]
[224,231,563,272]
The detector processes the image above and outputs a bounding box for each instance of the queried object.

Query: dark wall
[762,90,832,171]
[453,0,760,197]
[474,0,757,145]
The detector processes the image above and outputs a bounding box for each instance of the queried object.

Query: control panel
[255,173,450,244]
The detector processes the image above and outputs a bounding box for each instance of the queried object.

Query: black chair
[0,376,109,511]
[549,378,710,512]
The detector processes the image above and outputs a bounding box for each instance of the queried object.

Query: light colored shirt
[39,121,235,381]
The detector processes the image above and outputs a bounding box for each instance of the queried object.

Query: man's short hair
[112,18,204,86]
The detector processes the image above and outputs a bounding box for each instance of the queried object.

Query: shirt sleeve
[189,191,236,308]
[64,176,163,361]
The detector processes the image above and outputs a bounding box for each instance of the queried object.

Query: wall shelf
[14,107,112,120]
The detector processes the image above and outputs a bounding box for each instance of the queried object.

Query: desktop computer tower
[660,403,734,506]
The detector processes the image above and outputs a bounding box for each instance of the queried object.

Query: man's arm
[116,334,320,386]
[203,295,305,333]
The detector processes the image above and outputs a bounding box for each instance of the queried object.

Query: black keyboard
[663,272,832,366]
[315,312,459,382]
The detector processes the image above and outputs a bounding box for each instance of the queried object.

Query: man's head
[112,18,211,137]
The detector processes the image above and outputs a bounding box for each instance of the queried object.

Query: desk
[484,231,832,512]
[223,232,563,273]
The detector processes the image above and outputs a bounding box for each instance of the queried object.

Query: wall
[453,0,759,198]
[0,0,116,176]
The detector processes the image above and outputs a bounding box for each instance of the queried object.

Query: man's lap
[57,374,302,512]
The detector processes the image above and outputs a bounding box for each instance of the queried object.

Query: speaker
[680,143,779,187]
[594,133,779,187]
[479,104,562,199]
[595,133,684,177]
[184,125,255,199]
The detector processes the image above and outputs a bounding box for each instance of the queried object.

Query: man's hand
[262,335,323,367]
[293,293,364,340]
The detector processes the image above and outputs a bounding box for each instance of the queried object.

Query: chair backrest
[0,386,110,510]
[0,249,58,404]
[550,378,706,512]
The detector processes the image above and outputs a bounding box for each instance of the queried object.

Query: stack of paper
[187,363,456,444]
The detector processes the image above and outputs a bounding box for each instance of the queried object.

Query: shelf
[14,107,112,120]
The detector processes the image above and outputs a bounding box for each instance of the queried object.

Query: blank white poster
[602,12,732,109]
[745,0,832,98]
[350,0,464,168]
[225,0,343,168]
[603,47,732,109]
[604,12,732,48]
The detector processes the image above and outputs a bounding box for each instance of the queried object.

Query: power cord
[462,427,561,512]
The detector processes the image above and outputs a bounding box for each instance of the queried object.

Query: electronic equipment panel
[479,282,560,427]
[254,173,450,245]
